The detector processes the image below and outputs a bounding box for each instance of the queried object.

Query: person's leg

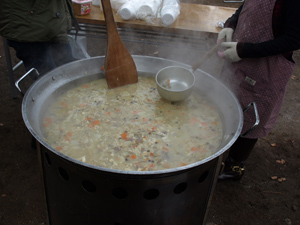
[218,137,258,181]
[227,137,258,162]
[7,40,57,150]
[7,40,56,77]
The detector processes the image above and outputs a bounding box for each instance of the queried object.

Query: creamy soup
[42,76,223,171]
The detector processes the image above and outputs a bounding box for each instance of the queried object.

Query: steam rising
[69,20,237,96]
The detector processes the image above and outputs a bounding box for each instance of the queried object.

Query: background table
[75,3,237,34]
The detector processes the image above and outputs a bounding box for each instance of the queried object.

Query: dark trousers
[7,40,74,76]
[227,137,258,163]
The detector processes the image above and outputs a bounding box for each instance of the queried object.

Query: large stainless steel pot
[20,56,243,225]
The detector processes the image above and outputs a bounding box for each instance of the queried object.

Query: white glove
[218,42,241,62]
[217,28,234,43]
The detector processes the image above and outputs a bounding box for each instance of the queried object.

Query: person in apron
[216,0,300,181]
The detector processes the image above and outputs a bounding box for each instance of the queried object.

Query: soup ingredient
[162,79,172,89]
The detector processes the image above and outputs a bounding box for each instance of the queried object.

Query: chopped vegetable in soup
[42,77,222,171]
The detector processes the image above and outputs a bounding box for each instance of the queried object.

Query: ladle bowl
[156,42,221,102]
[156,66,195,102]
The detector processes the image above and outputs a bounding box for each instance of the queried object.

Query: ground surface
[0,1,299,225]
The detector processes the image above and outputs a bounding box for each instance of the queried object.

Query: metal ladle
[156,42,221,102]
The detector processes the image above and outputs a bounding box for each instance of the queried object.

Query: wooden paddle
[101,0,138,89]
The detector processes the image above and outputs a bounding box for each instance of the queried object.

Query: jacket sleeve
[238,0,300,59]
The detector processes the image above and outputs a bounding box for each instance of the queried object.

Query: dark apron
[222,0,295,138]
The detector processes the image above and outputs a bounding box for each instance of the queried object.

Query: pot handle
[240,102,260,137]
[15,68,40,96]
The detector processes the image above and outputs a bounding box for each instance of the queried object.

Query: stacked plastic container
[95,0,180,26]
[160,0,180,26]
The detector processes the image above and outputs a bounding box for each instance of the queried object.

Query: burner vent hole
[198,171,209,183]
[143,189,159,200]
[45,152,51,165]
[58,167,69,181]
[174,182,187,194]
[112,188,128,199]
[82,180,96,193]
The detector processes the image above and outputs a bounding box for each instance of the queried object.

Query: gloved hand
[217,28,234,43]
[218,42,241,62]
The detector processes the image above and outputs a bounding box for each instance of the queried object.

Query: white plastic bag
[68,35,90,60]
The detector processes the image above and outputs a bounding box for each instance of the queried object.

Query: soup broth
[42,76,223,171]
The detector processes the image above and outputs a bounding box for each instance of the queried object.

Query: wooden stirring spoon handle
[101,0,118,41]
[101,0,138,89]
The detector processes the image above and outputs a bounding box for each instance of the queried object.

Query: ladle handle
[191,42,221,71]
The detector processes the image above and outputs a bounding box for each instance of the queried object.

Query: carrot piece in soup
[91,120,100,126]
[130,154,136,159]
[79,103,87,108]
[44,117,52,123]
[55,146,63,151]
[162,147,169,151]
[163,164,170,168]
[190,118,200,124]
[190,147,200,152]
[133,110,142,114]
[65,136,71,141]
[121,132,128,140]
[89,122,99,128]
[60,102,68,108]
[43,117,52,127]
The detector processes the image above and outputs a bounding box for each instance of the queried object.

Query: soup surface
[42,76,223,171]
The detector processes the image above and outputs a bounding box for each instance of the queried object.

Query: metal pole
[2,37,19,98]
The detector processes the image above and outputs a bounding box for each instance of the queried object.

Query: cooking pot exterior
[22,56,243,224]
